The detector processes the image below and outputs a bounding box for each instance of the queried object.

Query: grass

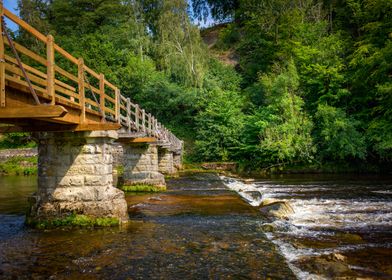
[27,214,120,229]
[120,184,167,193]
[0,156,38,176]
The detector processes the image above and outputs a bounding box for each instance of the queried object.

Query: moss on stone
[120,184,166,193]
[27,214,120,229]
[115,165,124,176]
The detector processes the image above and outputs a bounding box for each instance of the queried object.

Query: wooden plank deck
[0,3,182,150]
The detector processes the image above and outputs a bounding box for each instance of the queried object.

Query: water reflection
[0,173,295,279]
[0,176,37,214]
[2,173,391,279]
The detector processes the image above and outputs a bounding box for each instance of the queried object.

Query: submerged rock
[294,254,353,279]
[334,232,364,244]
[243,191,262,202]
[259,199,294,219]
[260,223,277,233]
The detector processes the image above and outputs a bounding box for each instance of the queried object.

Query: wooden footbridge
[0,4,182,152]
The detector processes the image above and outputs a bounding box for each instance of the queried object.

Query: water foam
[220,175,392,280]
[219,176,263,206]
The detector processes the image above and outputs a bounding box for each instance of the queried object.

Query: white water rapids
[219,175,392,280]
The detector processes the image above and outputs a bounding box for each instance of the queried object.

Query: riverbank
[0,147,390,178]
[183,161,392,178]
[0,148,37,176]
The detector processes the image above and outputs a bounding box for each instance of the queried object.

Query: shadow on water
[2,172,390,279]
[0,173,295,279]
[0,176,37,215]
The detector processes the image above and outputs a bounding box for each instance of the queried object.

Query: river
[0,173,391,279]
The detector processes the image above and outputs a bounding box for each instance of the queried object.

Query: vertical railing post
[151,116,155,137]
[126,98,131,133]
[147,113,152,136]
[160,123,164,141]
[154,118,158,138]
[99,74,105,122]
[78,58,85,123]
[135,104,140,131]
[142,109,146,133]
[46,35,55,105]
[0,1,6,107]
[115,88,120,124]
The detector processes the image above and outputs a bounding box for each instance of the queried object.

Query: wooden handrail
[0,4,182,150]
[84,65,100,80]
[46,35,55,104]
[3,7,46,43]
[54,44,78,65]
[78,58,85,123]
[0,2,5,107]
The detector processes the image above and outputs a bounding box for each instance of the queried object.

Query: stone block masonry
[0,148,37,161]
[158,148,176,175]
[28,130,128,224]
[173,152,183,170]
[123,143,165,187]
[112,144,124,167]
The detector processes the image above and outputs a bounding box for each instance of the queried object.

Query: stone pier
[173,152,183,170]
[122,143,165,187]
[158,148,176,175]
[28,131,128,224]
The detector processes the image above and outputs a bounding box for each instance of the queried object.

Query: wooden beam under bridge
[116,137,157,144]
[0,122,121,133]
[0,105,67,118]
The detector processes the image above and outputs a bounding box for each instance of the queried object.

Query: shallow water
[1,174,391,279]
[221,174,392,279]
[0,174,294,279]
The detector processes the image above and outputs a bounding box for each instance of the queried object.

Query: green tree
[154,0,208,87]
[314,104,366,161]
[195,88,244,161]
[241,61,315,167]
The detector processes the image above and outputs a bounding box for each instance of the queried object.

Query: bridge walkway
[0,4,181,152]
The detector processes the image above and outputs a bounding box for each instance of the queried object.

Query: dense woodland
[4,0,392,172]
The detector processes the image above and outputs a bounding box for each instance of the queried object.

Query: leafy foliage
[9,0,392,172]
[0,133,35,149]
[314,104,366,161]
[240,62,315,167]
[195,88,244,161]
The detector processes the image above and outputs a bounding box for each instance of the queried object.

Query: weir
[0,6,183,224]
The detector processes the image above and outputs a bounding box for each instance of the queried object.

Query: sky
[2,0,215,31]
[3,0,19,31]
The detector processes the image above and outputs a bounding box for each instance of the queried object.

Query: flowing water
[221,174,392,279]
[0,174,294,279]
[0,173,391,279]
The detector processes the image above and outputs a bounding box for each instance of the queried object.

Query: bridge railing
[0,3,182,150]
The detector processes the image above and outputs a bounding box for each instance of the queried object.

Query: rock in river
[259,199,294,219]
